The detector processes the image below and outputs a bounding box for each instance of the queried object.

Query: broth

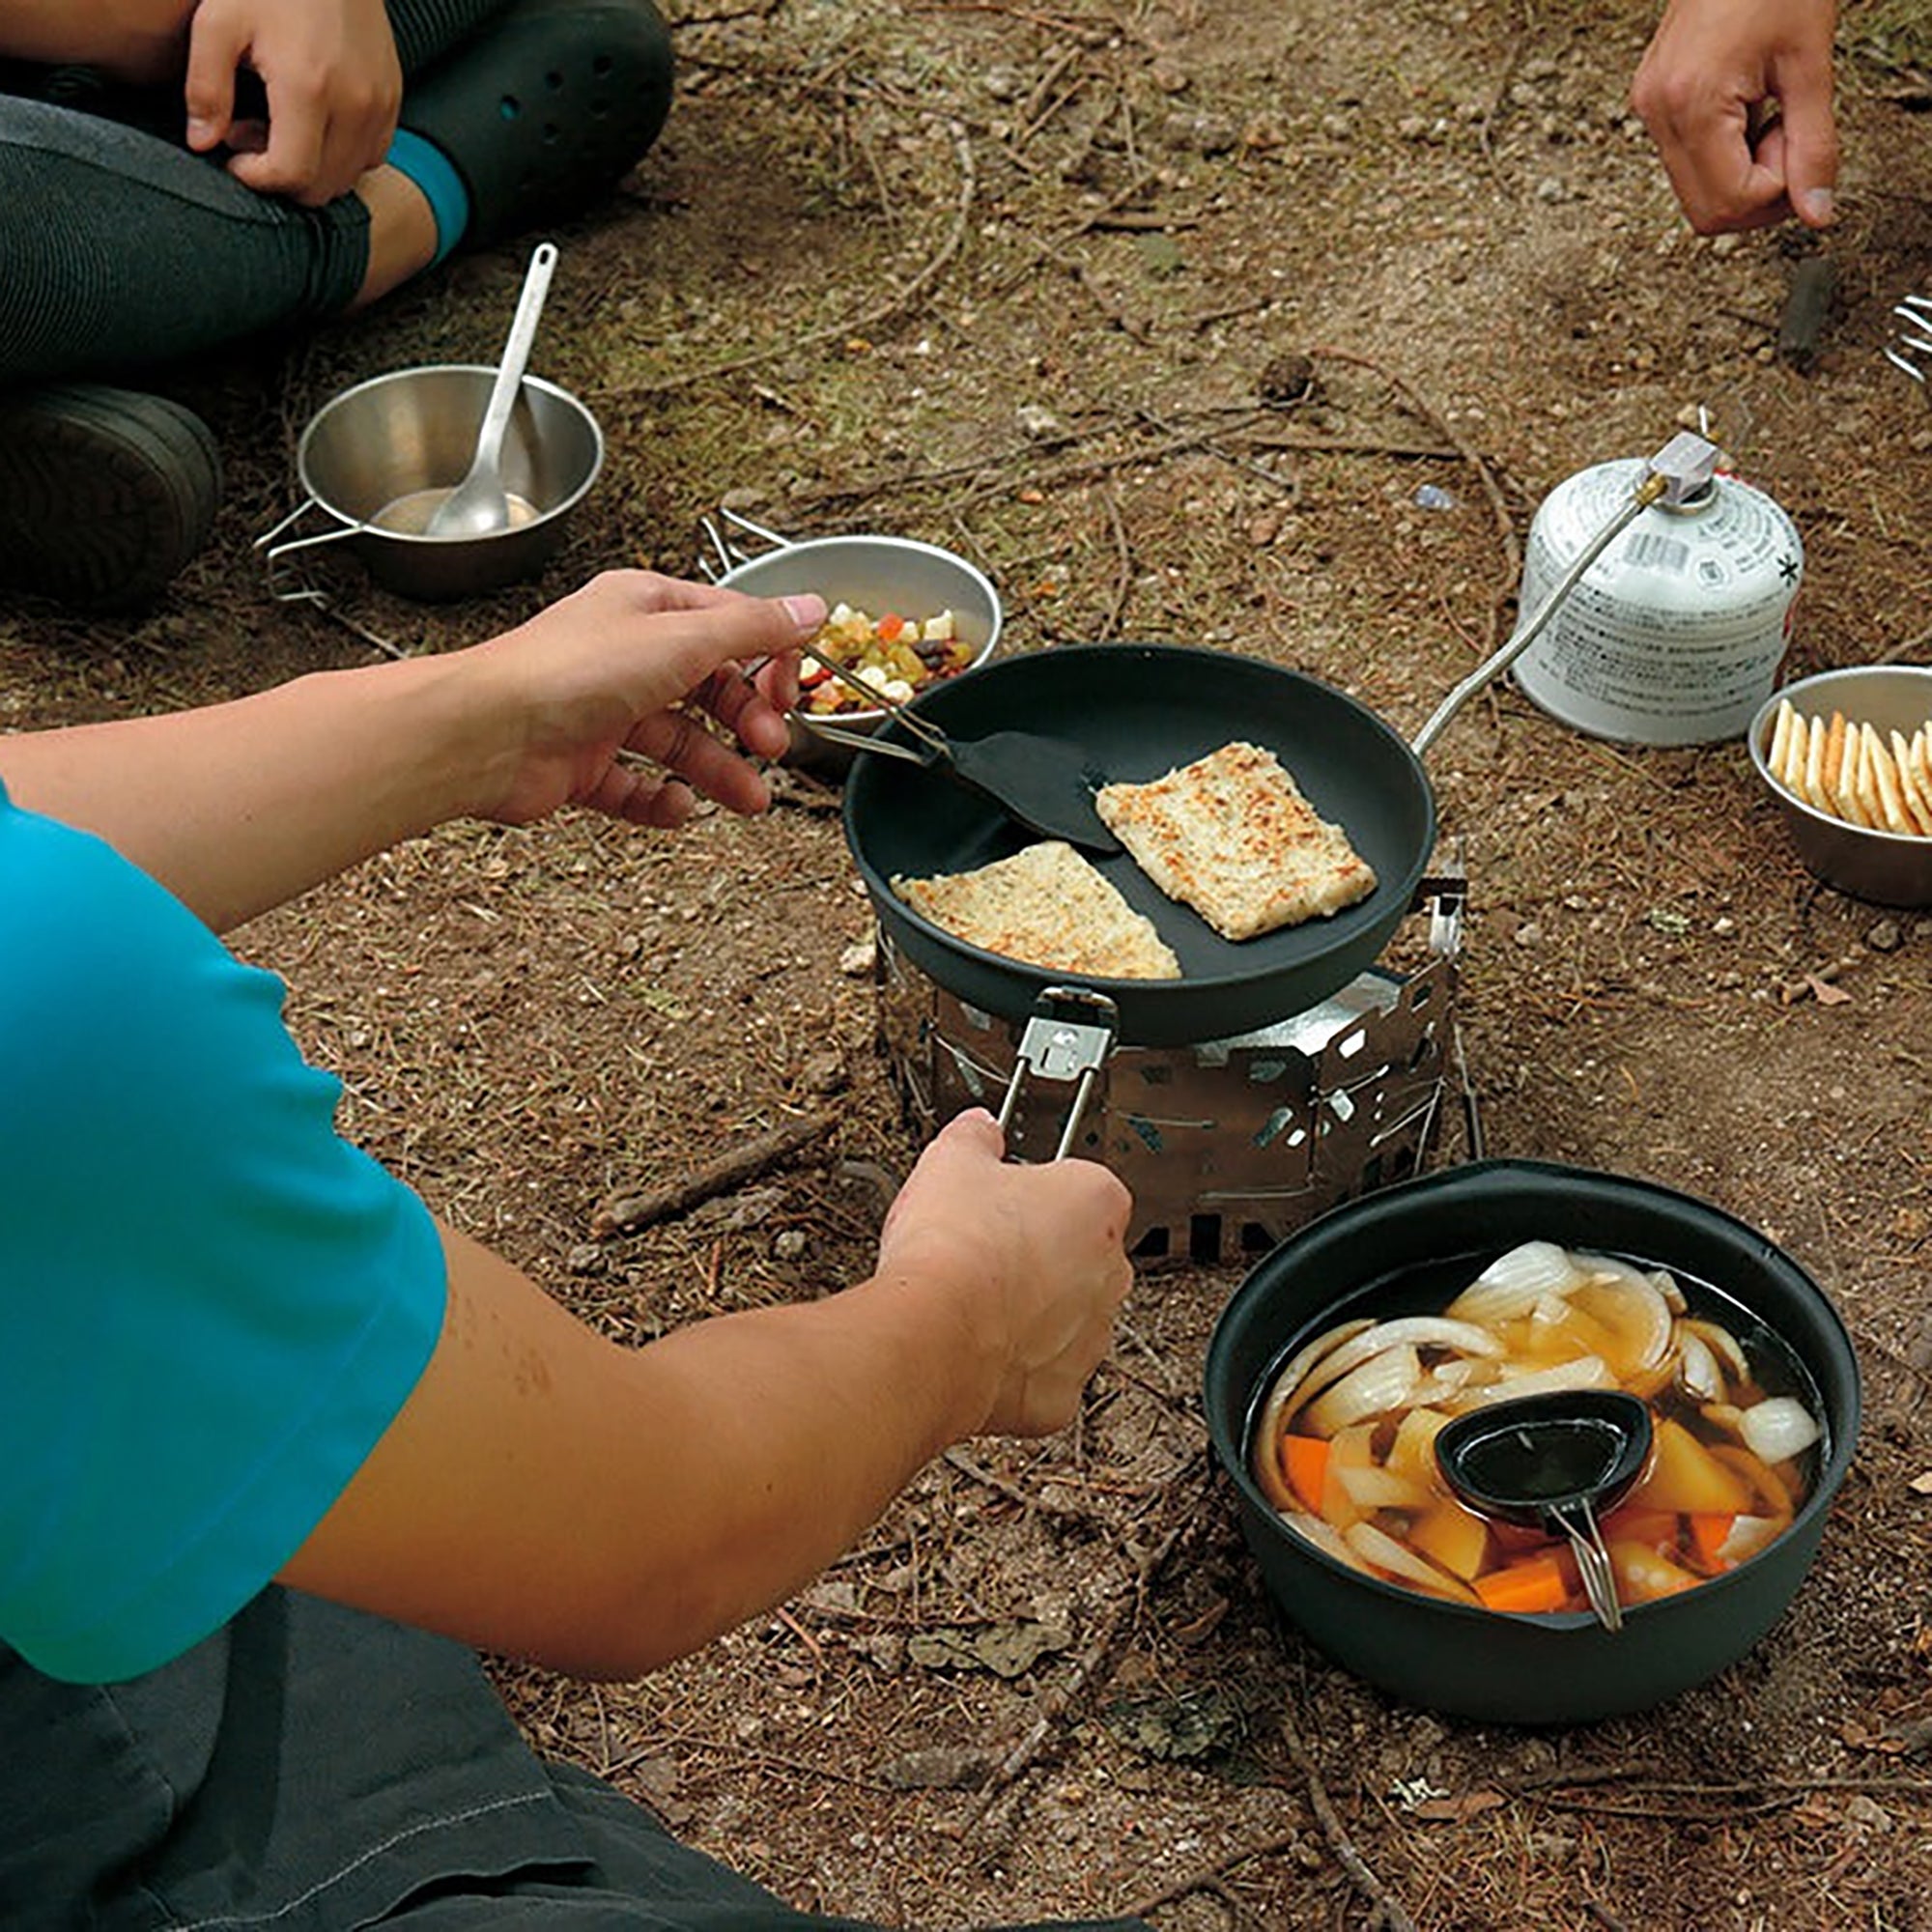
[1246,1244,1826,1615]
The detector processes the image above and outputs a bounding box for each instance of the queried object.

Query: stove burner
[876,874,1469,1264]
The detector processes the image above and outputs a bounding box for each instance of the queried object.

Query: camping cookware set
[270,296,1868,1721]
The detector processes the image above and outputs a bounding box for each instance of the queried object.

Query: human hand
[458,569,821,831]
[877,1110,1134,1438]
[184,0,403,206]
[1630,0,1838,234]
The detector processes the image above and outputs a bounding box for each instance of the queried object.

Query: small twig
[942,1446,1099,1522]
[1122,1832,1299,1920]
[1307,345,1520,639]
[1478,15,1531,179]
[1279,1693,1418,1932]
[609,122,976,395]
[590,1112,837,1237]
[989,168,1166,296]
[1877,619,1932,665]
[1096,483,1132,638]
[964,1454,1210,1836]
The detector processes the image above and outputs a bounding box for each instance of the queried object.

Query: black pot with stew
[1203,1159,1861,1725]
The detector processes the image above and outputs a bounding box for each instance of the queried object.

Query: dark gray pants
[0,0,505,384]
[0,1589,1148,1931]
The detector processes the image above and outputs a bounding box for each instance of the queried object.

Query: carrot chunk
[1687,1512,1737,1570]
[1473,1552,1571,1615]
[1599,1504,1679,1548]
[1281,1435,1330,1513]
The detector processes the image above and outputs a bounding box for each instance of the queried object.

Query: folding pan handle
[996,985,1120,1163]
[697,506,798,581]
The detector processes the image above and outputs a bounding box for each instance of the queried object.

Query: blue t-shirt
[0,779,446,1684]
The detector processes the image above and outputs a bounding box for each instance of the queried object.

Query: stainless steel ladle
[1435,1389,1654,1632]
[425,242,558,538]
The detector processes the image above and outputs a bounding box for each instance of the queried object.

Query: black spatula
[794,642,1120,854]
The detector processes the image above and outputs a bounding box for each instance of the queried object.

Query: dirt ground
[8,0,1932,1925]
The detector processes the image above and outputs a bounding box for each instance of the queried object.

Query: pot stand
[878,866,1470,1263]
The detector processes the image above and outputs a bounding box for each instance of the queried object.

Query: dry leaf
[1804,974,1854,1006]
[1909,1471,1932,1496]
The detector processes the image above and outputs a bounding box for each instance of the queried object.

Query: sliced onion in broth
[1302,1343,1424,1437]
[1445,1239,1587,1324]
[1344,1521,1483,1605]
[1443,1353,1615,1412]
[1738,1395,1823,1464]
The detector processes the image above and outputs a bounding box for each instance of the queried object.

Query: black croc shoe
[399,0,675,250]
[0,384,221,613]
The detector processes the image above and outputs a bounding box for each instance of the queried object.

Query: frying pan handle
[996,986,1120,1163]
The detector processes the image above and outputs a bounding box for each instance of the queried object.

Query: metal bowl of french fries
[1750,665,1932,907]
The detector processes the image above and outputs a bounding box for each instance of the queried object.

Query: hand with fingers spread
[183,0,404,206]
[1631,0,1839,234]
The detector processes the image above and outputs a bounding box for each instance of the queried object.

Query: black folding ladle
[794,640,1120,855]
[1435,1390,1655,1632]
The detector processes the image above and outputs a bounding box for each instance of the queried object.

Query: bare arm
[278,1113,1135,1679]
[0,573,815,934]
[1631,0,1838,233]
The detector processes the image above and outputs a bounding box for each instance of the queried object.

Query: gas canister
[1512,455,1804,747]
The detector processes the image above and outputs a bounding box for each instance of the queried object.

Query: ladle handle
[1551,1503,1625,1634]
[474,242,558,471]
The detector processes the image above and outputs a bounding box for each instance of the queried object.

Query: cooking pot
[1203,1159,1861,1724]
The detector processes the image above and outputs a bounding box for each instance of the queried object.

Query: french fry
[1790,712,1813,792]
[1901,726,1932,835]
[1836,718,1877,828]
[1768,698,1795,783]
[1804,709,1831,813]
[1776,706,1810,799]
[1821,710,1848,803]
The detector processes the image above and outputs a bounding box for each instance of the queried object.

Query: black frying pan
[841,643,1437,1046]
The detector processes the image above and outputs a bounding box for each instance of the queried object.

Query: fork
[1884,292,1932,387]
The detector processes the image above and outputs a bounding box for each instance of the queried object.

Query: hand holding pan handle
[996,986,1120,1163]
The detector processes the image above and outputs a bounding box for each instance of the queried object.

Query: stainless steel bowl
[1747,665,1932,907]
[715,534,1002,770]
[289,365,603,601]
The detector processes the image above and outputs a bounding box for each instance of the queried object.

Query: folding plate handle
[996,985,1121,1163]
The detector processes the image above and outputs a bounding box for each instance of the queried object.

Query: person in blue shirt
[0,568,1144,1930]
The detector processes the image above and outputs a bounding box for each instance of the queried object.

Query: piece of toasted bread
[893,840,1182,979]
[1094,741,1378,940]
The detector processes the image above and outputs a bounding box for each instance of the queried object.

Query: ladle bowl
[1435,1390,1655,1632]
[1204,1159,1861,1724]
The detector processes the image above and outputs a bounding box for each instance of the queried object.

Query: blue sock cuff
[385,127,471,268]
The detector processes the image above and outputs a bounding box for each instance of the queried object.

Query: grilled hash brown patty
[892,840,1182,979]
[1094,741,1377,940]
